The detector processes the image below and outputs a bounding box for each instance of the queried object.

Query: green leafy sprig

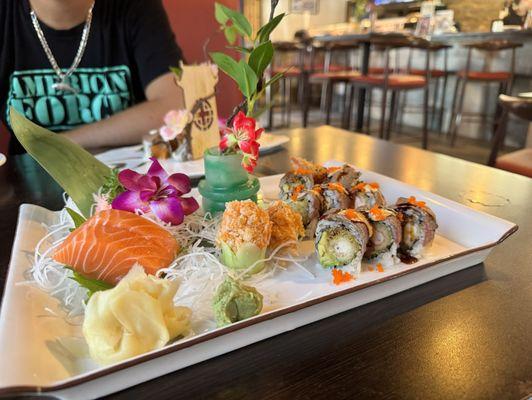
[211,2,285,119]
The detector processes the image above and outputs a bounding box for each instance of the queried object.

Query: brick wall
[444,0,505,32]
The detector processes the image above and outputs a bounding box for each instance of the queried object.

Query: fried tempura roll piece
[315,209,372,276]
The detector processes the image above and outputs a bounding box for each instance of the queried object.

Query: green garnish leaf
[65,207,86,229]
[10,108,111,218]
[66,267,114,299]
[100,168,124,202]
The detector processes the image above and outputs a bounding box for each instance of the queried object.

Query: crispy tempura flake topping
[267,201,304,252]
[217,200,272,251]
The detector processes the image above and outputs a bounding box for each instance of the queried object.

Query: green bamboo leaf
[238,60,259,99]
[10,107,111,217]
[214,2,230,25]
[216,3,252,38]
[257,13,285,43]
[248,41,274,78]
[65,207,86,229]
[210,52,243,84]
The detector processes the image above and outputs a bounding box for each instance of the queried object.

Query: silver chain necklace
[30,2,95,93]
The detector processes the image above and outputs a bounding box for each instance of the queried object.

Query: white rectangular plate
[0,165,517,399]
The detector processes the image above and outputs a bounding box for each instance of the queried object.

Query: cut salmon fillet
[53,209,179,285]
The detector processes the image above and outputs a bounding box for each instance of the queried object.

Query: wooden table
[1,126,531,400]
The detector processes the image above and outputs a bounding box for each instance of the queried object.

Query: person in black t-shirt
[0,0,185,154]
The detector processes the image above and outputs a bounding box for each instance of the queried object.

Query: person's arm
[65,0,184,149]
[65,72,184,148]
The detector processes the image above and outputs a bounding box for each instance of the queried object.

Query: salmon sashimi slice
[53,209,179,285]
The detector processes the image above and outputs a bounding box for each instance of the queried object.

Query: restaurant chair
[266,41,306,130]
[346,34,432,149]
[488,94,532,178]
[396,42,452,135]
[448,40,522,147]
[303,41,361,127]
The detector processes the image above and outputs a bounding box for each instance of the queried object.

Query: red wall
[162,0,242,118]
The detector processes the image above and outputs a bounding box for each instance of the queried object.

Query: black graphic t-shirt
[0,0,183,154]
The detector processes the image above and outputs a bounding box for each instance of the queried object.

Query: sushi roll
[362,205,402,266]
[321,183,352,212]
[315,209,372,275]
[287,186,324,239]
[326,164,361,188]
[290,156,328,183]
[351,182,386,210]
[394,196,438,259]
[279,171,315,201]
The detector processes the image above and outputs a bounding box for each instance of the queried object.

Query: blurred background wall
[162,0,242,118]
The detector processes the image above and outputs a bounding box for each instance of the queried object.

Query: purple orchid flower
[111,158,199,225]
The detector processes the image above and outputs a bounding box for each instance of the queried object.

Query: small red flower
[239,140,260,158]
[218,112,262,173]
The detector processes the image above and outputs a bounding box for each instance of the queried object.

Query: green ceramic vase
[198,147,260,214]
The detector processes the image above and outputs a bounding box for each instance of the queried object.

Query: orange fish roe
[369,205,386,221]
[342,209,360,221]
[408,196,426,208]
[367,265,374,272]
[369,182,380,189]
[290,185,305,201]
[376,263,384,272]
[354,182,366,191]
[332,268,354,285]
[326,166,341,173]
[294,168,313,175]
[327,182,347,193]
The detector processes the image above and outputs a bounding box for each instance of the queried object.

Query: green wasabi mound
[213,276,263,327]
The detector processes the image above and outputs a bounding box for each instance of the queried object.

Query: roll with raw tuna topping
[351,182,386,210]
[362,205,402,266]
[315,209,372,275]
[321,182,352,212]
[394,196,438,258]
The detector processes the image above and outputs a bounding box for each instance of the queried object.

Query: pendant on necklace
[52,77,78,94]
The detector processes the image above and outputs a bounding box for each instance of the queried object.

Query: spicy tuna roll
[286,186,324,239]
[394,196,438,258]
[351,182,386,210]
[321,183,352,212]
[315,209,372,275]
[362,206,402,266]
